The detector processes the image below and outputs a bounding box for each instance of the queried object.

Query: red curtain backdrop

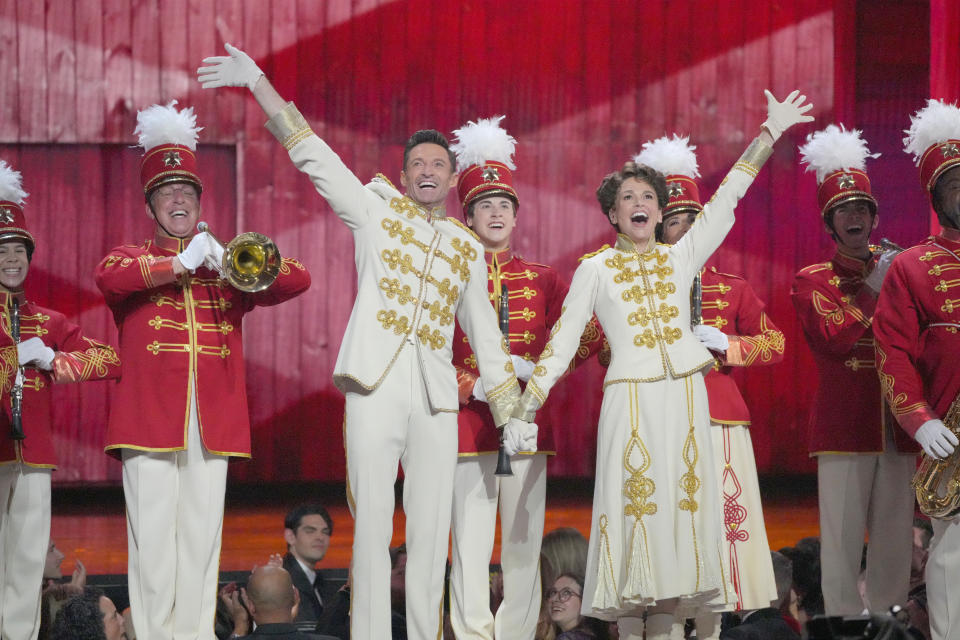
[0,0,936,484]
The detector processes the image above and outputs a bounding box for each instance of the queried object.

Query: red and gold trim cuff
[900,405,938,438]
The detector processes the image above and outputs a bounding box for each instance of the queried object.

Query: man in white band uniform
[198,44,537,640]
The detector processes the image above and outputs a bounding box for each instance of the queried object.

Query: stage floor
[51,476,819,576]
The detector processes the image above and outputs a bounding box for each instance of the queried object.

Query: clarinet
[494,283,513,477]
[691,271,703,327]
[9,298,24,441]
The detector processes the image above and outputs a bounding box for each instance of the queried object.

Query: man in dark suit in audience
[281,503,349,636]
[721,551,801,640]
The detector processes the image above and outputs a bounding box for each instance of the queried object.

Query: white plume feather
[450,115,517,170]
[134,100,202,152]
[633,134,700,179]
[0,160,28,205]
[799,124,879,183]
[903,99,960,165]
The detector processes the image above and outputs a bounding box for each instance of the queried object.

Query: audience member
[239,566,312,639]
[911,518,932,592]
[41,544,88,640]
[280,504,342,626]
[720,551,800,639]
[51,587,125,640]
[546,573,608,640]
[537,528,589,640]
[780,537,824,624]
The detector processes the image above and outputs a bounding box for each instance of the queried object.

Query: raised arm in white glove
[17,337,55,370]
[177,232,216,273]
[197,43,264,91]
[761,89,815,142]
[692,324,730,353]
[915,419,958,460]
[864,250,897,293]
[511,355,536,382]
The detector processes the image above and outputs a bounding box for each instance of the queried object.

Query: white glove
[17,337,55,370]
[197,43,264,91]
[203,239,226,275]
[761,89,815,142]
[864,250,897,293]
[692,324,729,352]
[916,419,958,460]
[511,355,536,382]
[500,418,524,456]
[177,232,215,272]
[519,420,538,452]
[471,378,487,403]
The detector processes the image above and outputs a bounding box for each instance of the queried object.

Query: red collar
[832,248,876,275]
[486,247,514,267]
[0,289,26,310]
[937,226,960,249]
[152,229,193,254]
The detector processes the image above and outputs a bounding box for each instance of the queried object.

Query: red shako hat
[799,124,879,218]
[451,116,519,215]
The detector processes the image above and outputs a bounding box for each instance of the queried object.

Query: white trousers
[0,464,50,640]
[816,448,915,615]
[928,517,960,640]
[344,347,458,640]
[450,453,546,640]
[121,393,227,640]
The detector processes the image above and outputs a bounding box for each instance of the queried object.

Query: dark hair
[51,587,107,640]
[595,162,668,229]
[465,193,518,221]
[402,129,457,171]
[284,503,333,535]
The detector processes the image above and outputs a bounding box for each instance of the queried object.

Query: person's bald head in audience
[244,565,300,623]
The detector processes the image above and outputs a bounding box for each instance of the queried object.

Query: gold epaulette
[579,244,610,262]
[373,172,398,191]
[445,217,482,244]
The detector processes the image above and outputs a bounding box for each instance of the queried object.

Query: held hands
[692,324,729,353]
[762,89,815,142]
[501,418,538,456]
[916,419,958,460]
[17,337,55,370]
[511,355,536,382]
[197,43,264,91]
[865,250,897,293]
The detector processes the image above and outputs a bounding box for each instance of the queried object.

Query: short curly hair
[596,162,668,229]
[51,587,107,640]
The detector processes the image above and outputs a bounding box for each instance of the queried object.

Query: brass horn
[197,222,280,292]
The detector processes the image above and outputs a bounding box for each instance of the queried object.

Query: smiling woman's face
[608,177,663,248]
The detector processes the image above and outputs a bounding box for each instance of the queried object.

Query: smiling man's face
[467,196,517,251]
[0,241,28,292]
[400,143,458,209]
[146,181,201,239]
[827,200,877,258]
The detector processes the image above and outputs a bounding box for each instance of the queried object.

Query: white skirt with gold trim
[709,423,778,611]
[581,373,734,621]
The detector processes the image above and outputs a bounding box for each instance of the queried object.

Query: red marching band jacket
[874,228,960,437]
[699,267,785,424]
[0,290,121,468]
[95,231,310,458]
[792,250,919,454]
[453,249,603,455]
